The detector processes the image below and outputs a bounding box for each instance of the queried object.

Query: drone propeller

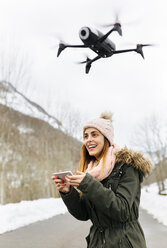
[57,43,67,57]
[108,11,121,25]
[49,32,68,57]
[98,11,122,36]
[101,23,122,36]
[136,44,153,59]
[101,8,139,28]
[76,56,91,64]
[100,11,140,37]
[137,44,153,47]
[50,32,64,48]
[75,56,92,73]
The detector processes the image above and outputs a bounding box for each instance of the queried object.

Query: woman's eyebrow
[84,130,98,136]
[91,131,98,134]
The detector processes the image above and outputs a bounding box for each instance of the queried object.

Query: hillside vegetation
[0,103,81,204]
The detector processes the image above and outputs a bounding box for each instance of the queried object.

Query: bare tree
[0,39,32,203]
[53,101,86,140]
[131,114,167,194]
[0,37,32,98]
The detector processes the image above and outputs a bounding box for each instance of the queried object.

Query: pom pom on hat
[100,112,113,121]
[83,112,114,146]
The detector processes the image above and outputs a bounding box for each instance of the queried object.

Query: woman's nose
[87,135,93,142]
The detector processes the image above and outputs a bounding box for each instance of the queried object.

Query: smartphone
[52,171,73,181]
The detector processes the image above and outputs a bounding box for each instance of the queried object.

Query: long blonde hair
[79,137,110,172]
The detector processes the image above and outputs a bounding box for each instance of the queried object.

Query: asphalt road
[0,209,166,248]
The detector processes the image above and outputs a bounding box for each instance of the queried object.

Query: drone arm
[89,55,101,63]
[98,29,116,43]
[113,48,144,59]
[98,25,122,43]
[57,44,88,57]
[113,49,135,54]
[65,45,88,48]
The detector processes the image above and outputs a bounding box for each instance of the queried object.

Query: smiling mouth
[88,145,97,150]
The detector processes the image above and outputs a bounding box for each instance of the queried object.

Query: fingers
[57,183,67,190]
[51,176,62,183]
[66,175,81,180]
[56,182,70,192]
[52,176,66,187]
[66,171,85,180]
[67,182,80,187]
[64,179,80,187]
[75,170,85,175]
[51,170,85,188]
[65,173,86,187]
[51,174,70,193]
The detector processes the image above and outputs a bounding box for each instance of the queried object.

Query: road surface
[0,208,166,248]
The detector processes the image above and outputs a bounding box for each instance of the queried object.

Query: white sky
[0,0,167,146]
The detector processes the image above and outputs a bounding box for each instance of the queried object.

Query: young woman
[53,113,152,248]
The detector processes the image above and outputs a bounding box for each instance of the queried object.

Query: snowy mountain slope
[0,81,62,128]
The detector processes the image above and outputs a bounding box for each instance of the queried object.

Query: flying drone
[57,21,152,74]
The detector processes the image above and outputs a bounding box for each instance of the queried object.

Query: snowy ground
[0,198,67,234]
[140,182,167,226]
[0,183,166,234]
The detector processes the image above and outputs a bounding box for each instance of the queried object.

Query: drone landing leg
[86,55,101,74]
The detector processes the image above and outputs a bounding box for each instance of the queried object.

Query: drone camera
[79,27,90,40]
[81,30,86,36]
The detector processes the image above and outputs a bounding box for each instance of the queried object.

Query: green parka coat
[60,148,152,248]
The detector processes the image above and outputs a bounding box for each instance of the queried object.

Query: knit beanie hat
[83,112,114,146]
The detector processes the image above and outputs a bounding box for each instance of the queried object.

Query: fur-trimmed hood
[115,147,153,176]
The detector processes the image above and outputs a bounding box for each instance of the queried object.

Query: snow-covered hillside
[0,81,61,129]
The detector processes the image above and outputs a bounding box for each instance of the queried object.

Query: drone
[57,22,152,74]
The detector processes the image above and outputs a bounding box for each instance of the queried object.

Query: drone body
[79,27,116,58]
[57,23,151,73]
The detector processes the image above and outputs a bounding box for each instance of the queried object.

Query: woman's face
[83,127,105,160]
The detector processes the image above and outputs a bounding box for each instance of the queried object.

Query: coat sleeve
[60,186,90,221]
[77,165,140,222]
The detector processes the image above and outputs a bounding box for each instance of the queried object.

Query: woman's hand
[65,170,86,187]
[52,176,70,193]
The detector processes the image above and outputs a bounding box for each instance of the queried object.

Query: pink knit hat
[83,113,114,146]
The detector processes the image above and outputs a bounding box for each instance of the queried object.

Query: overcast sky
[0,0,166,147]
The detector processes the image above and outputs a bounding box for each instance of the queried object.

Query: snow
[0,183,166,234]
[140,182,167,226]
[0,81,61,130]
[0,198,67,234]
[17,125,34,134]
